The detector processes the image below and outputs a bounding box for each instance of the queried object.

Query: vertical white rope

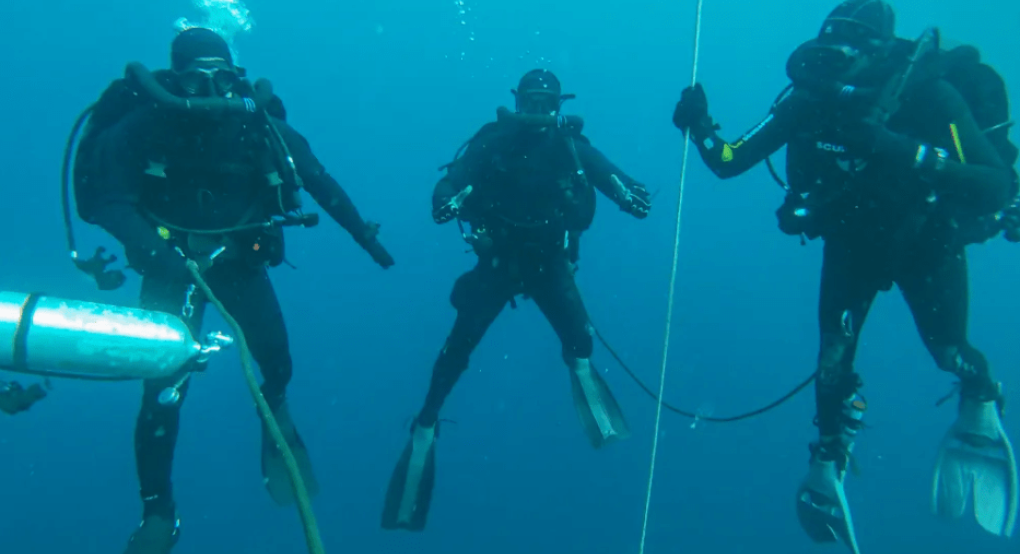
[637,1,705,552]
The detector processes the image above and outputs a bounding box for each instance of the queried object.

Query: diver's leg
[899,245,1018,537]
[813,239,878,464]
[203,264,292,409]
[381,263,510,531]
[529,256,629,448]
[898,246,996,400]
[417,264,510,427]
[125,275,207,553]
[796,239,881,554]
[202,263,316,507]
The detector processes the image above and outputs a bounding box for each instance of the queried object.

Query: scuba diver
[70,27,394,554]
[380,69,651,531]
[671,1,1019,552]
[0,379,48,415]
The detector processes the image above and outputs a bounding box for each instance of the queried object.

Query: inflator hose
[186,261,325,554]
[495,106,584,132]
[125,62,274,114]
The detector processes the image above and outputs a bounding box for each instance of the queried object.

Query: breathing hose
[186,261,326,554]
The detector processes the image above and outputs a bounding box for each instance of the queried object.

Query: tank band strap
[12,293,43,371]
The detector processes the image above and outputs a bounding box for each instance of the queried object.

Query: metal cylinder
[0,291,205,381]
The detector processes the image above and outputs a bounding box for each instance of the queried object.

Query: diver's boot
[381,418,438,531]
[123,510,181,554]
[796,393,866,554]
[567,357,630,449]
[260,399,320,506]
[932,381,1018,537]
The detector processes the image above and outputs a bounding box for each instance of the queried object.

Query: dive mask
[787,39,865,84]
[515,89,562,116]
[789,17,894,86]
[176,57,241,97]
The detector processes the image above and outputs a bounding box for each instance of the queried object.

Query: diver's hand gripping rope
[638,2,704,553]
[186,261,326,554]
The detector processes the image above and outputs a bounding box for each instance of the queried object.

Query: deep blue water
[1,1,1018,553]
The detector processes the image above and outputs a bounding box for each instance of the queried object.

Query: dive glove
[673,83,709,133]
[611,175,650,219]
[366,240,394,269]
[359,222,394,269]
[627,185,651,219]
[433,185,474,224]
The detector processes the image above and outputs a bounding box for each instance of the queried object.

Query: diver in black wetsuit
[672,1,1019,551]
[380,69,651,532]
[74,28,394,554]
[0,380,47,415]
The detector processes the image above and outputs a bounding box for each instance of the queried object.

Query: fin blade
[262,428,320,507]
[932,440,972,520]
[381,431,437,531]
[796,460,862,554]
[932,403,1020,537]
[972,417,1019,537]
[569,361,630,449]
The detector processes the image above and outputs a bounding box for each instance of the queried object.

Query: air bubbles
[452,0,478,61]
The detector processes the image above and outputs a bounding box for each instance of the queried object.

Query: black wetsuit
[87,105,391,519]
[687,75,1017,448]
[418,122,649,427]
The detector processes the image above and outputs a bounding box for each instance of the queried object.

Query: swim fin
[568,358,630,449]
[260,401,320,506]
[932,396,1018,537]
[796,456,862,554]
[123,513,180,554]
[381,420,437,531]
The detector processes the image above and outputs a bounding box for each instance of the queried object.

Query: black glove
[365,239,394,269]
[357,222,394,268]
[433,199,459,224]
[433,185,474,224]
[0,381,47,415]
[625,184,651,219]
[673,83,709,133]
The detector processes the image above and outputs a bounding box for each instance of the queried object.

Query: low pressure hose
[125,62,274,114]
[186,261,326,554]
[495,106,584,132]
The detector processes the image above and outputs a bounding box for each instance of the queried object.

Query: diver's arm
[88,119,189,279]
[575,140,650,218]
[909,81,1015,214]
[432,134,486,224]
[688,101,795,180]
[273,119,391,256]
[275,119,394,267]
[675,84,797,179]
